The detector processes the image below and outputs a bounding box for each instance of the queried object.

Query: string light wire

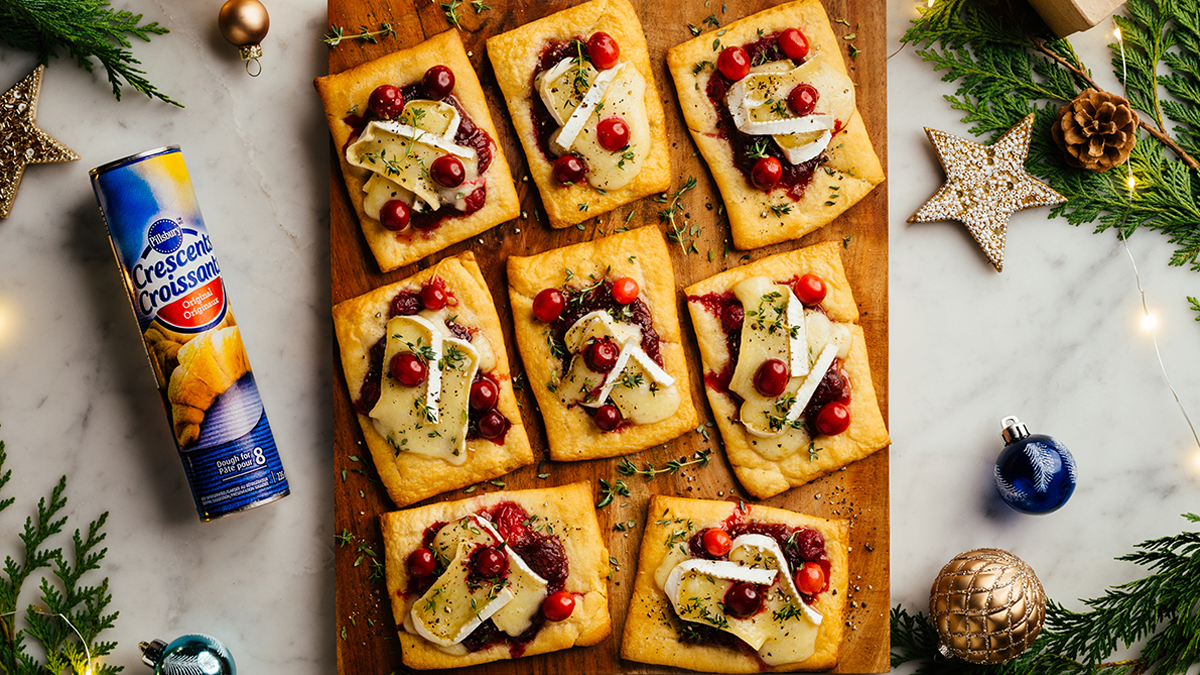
[0,607,94,675]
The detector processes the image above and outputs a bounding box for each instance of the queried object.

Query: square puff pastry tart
[315,30,520,272]
[507,225,698,461]
[666,0,884,250]
[381,482,611,668]
[684,241,888,499]
[332,252,533,507]
[486,0,671,229]
[622,495,848,672]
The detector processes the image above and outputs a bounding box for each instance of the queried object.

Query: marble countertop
[0,0,1196,672]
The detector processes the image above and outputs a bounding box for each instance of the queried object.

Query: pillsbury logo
[147,218,183,254]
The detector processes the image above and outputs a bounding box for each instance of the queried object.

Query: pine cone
[1052,89,1138,172]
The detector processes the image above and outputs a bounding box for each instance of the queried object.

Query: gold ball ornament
[218,0,270,76]
[929,548,1046,664]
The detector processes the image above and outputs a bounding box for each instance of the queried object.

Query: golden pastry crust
[381,482,611,668]
[507,226,698,461]
[486,0,670,229]
[666,0,885,250]
[621,495,848,672]
[684,242,888,499]
[331,252,533,507]
[315,30,520,272]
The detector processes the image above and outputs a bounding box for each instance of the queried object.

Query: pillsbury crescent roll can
[90,146,289,520]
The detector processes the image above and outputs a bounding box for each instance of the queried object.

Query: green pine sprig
[891,513,1200,675]
[901,0,1200,271]
[0,0,178,106]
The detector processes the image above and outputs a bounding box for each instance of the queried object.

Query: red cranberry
[532,288,565,322]
[406,547,437,577]
[702,528,732,557]
[379,200,411,231]
[478,410,507,439]
[473,546,508,578]
[720,304,744,332]
[390,353,428,387]
[814,401,850,436]
[390,291,421,316]
[611,277,639,304]
[490,502,529,542]
[587,32,621,70]
[717,46,750,80]
[430,155,465,188]
[470,377,500,411]
[751,156,782,190]
[723,582,763,618]
[368,84,404,119]
[420,281,447,310]
[584,339,620,373]
[793,527,826,561]
[793,273,827,306]
[754,359,790,397]
[795,561,825,595]
[789,83,819,116]
[423,65,455,99]
[593,404,621,431]
[596,116,631,151]
[542,590,576,621]
[553,154,587,185]
[778,28,811,61]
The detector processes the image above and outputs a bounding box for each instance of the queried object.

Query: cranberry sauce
[705,33,822,201]
[551,279,663,376]
[530,37,587,162]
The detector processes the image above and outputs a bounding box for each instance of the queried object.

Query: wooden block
[1026,0,1127,37]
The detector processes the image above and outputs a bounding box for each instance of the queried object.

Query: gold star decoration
[908,113,1065,272]
[1,65,80,219]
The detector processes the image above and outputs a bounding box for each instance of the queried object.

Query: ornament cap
[237,44,263,61]
[1000,415,1030,444]
[139,639,167,667]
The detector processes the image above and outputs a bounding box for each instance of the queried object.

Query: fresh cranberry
[751,156,782,190]
[553,154,587,185]
[390,352,428,387]
[795,561,826,595]
[406,547,437,577]
[814,401,850,436]
[611,277,639,304]
[473,546,508,578]
[379,200,411,231]
[792,527,826,561]
[702,528,732,557]
[430,155,465,188]
[543,590,576,621]
[594,404,621,431]
[720,304,744,332]
[478,410,507,439]
[390,291,421,316]
[788,83,819,116]
[778,28,811,61]
[596,116,630,151]
[587,32,621,70]
[470,377,499,411]
[533,288,565,322]
[423,65,455,98]
[584,339,620,373]
[723,582,763,618]
[793,273,827,306]
[368,84,404,119]
[420,281,447,310]
[490,502,529,542]
[754,359,790,397]
[717,46,750,81]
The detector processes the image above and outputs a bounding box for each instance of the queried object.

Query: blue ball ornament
[140,634,236,675]
[993,416,1077,514]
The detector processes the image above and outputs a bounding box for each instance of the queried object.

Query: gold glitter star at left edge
[0,65,80,219]
[908,113,1065,272]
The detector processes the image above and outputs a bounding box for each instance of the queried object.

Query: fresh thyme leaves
[747,139,772,160]
[440,0,465,29]
[688,23,702,37]
[770,203,794,217]
[596,478,631,508]
[692,59,714,75]
[618,449,712,480]
[324,22,396,46]
[704,14,720,29]
[569,39,594,101]
[658,177,700,254]
[695,422,715,441]
[807,441,821,462]
[618,370,645,389]
[471,0,490,12]
[618,149,636,170]
[843,234,852,248]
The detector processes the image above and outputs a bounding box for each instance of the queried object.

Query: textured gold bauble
[218,0,269,73]
[929,548,1046,664]
[0,65,80,219]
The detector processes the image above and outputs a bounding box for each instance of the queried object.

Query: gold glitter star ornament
[909,114,1065,272]
[0,65,80,219]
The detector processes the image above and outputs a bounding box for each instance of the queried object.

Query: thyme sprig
[323,22,396,46]
[658,177,701,254]
[595,478,630,508]
[618,449,712,480]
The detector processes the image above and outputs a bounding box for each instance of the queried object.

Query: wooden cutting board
[328,0,889,672]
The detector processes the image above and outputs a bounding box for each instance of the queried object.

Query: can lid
[139,638,167,668]
[89,145,181,178]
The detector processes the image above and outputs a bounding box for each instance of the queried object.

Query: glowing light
[1114,26,1122,41]
[1141,311,1158,331]
[1127,173,1136,191]
[0,299,14,349]
[927,0,935,7]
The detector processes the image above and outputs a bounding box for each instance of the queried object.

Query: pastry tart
[622,495,848,672]
[487,0,670,229]
[666,0,884,250]
[331,252,533,507]
[684,241,888,499]
[315,30,520,272]
[507,225,698,461]
[381,482,611,668]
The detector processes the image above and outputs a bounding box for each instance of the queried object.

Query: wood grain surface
[327,0,889,672]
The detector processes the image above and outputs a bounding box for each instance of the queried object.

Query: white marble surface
[0,0,1195,673]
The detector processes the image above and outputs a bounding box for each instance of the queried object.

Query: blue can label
[90,147,289,520]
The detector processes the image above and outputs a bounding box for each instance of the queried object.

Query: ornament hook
[246,58,262,77]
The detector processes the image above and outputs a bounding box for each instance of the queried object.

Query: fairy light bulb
[1141,311,1157,330]
[1114,26,1122,40]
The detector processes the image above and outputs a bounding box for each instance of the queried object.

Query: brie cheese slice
[410,540,515,647]
[551,64,625,155]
